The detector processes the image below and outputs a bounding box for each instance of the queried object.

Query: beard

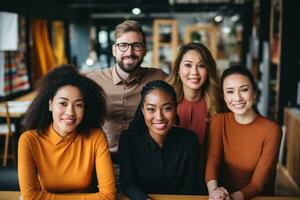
[117,55,144,73]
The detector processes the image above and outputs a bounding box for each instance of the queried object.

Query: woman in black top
[119,80,201,200]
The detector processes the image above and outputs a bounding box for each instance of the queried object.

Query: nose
[125,44,134,54]
[233,91,242,101]
[155,110,164,121]
[191,65,199,75]
[65,105,75,116]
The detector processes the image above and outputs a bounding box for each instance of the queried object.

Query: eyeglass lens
[116,43,143,52]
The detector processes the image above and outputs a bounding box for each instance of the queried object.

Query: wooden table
[284,108,300,191]
[13,92,37,102]
[0,92,36,118]
[0,191,299,200]
[0,191,20,200]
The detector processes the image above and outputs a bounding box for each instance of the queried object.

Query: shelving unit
[184,25,218,59]
[152,19,178,73]
[268,0,281,120]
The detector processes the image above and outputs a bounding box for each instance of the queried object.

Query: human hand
[208,187,229,200]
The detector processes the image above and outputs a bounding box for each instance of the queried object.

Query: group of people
[17,20,282,200]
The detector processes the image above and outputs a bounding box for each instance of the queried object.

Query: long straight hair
[166,42,223,116]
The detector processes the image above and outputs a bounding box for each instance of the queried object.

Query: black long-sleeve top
[118,126,201,200]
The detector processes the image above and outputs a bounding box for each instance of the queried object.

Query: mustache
[122,55,139,59]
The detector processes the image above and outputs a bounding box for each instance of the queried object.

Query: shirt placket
[158,148,165,190]
[123,85,128,122]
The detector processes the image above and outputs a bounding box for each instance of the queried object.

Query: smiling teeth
[154,123,166,129]
[233,104,244,109]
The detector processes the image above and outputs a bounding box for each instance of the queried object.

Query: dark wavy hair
[128,80,178,133]
[22,65,107,135]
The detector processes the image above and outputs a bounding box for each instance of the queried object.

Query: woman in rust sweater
[18,65,116,200]
[205,66,282,200]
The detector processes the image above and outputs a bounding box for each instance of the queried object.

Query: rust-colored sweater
[205,112,281,199]
[18,126,116,200]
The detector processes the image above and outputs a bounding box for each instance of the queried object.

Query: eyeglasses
[115,42,144,52]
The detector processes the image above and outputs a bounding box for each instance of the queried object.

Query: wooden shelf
[267,0,281,120]
[158,43,172,47]
[184,24,218,59]
[152,19,178,70]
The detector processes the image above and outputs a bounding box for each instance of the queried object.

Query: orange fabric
[52,21,68,65]
[18,126,116,200]
[31,19,57,78]
[205,112,282,199]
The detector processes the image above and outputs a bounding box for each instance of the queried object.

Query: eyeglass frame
[115,42,145,52]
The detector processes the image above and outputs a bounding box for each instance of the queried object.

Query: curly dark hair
[22,65,107,135]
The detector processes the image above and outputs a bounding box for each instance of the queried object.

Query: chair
[278,125,286,164]
[0,167,20,191]
[0,102,16,167]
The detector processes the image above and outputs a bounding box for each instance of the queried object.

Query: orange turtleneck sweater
[18,126,116,200]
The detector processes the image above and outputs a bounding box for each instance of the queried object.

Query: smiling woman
[118,80,202,200]
[48,85,84,137]
[205,66,282,200]
[18,65,116,200]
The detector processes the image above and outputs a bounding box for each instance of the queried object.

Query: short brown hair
[114,20,146,44]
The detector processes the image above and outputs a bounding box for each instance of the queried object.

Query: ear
[143,46,147,57]
[49,100,53,111]
[141,106,145,116]
[253,90,257,100]
[112,45,117,57]
[254,93,257,102]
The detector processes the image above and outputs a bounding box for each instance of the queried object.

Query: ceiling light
[86,58,94,66]
[132,7,141,15]
[222,27,231,34]
[230,14,240,22]
[214,15,223,23]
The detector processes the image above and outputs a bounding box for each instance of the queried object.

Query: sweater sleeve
[18,131,116,200]
[205,115,224,183]
[240,124,282,199]
[94,129,117,200]
[118,131,148,200]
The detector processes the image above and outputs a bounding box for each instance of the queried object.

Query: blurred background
[0,0,300,196]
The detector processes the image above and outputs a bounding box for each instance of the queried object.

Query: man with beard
[87,20,167,154]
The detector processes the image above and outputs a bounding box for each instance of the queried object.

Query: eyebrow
[240,84,250,88]
[57,97,84,102]
[145,102,173,107]
[225,84,250,90]
[183,60,204,64]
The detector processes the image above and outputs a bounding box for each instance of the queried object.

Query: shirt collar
[47,125,77,145]
[112,64,143,85]
[144,128,174,151]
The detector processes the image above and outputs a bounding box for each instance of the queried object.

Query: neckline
[231,112,259,125]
